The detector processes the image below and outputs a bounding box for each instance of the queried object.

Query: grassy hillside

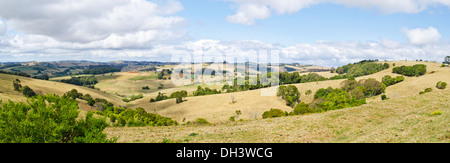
[105,88,449,143]
[0,73,125,109]
[130,61,449,124]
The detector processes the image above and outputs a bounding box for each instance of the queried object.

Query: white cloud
[0,20,5,36]
[2,35,449,67]
[226,3,272,25]
[225,0,450,25]
[402,27,442,45]
[0,0,186,43]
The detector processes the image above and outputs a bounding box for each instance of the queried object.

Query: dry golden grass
[128,61,449,124]
[105,88,449,143]
[0,73,125,110]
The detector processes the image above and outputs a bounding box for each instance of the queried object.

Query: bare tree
[230,94,236,104]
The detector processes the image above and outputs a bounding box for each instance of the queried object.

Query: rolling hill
[1,60,448,143]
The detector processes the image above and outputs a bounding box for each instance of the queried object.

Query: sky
[0,0,450,67]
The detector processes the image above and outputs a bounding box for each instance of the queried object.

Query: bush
[277,85,301,107]
[358,78,385,96]
[335,61,388,77]
[13,79,22,91]
[436,81,447,89]
[305,90,312,95]
[293,102,314,115]
[60,76,98,87]
[314,87,334,99]
[193,86,221,96]
[0,94,116,143]
[262,108,285,119]
[194,118,210,125]
[170,90,188,104]
[142,86,150,90]
[21,86,37,98]
[381,94,388,100]
[382,75,405,87]
[392,64,427,77]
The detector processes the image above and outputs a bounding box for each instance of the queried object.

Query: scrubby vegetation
[149,91,188,103]
[82,66,121,75]
[279,72,327,84]
[170,90,188,103]
[0,94,116,143]
[21,86,37,98]
[392,64,427,77]
[277,85,301,107]
[193,86,221,96]
[150,92,170,102]
[12,79,37,98]
[98,107,178,127]
[382,75,405,87]
[419,88,433,95]
[60,76,98,88]
[334,60,389,78]
[262,108,286,119]
[194,118,210,125]
[122,94,144,103]
[436,81,447,89]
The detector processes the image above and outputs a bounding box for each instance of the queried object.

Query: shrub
[381,95,388,100]
[382,75,405,87]
[436,81,447,89]
[193,86,221,96]
[0,94,116,143]
[314,87,334,99]
[13,79,22,91]
[262,108,285,119]
[350,86,366,100]
[305,90,312,95]
[277,85,301,107]
[170,90,188,104]
[194,118,210,125]
[150,92,170,102]
[142,86,150,90]
[293,102,314,115]
[358,78,385,96]
[21,86,37,98]
[431,111,443,116]
[392,64,427,77]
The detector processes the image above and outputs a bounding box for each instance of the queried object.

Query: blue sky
[0,0,449,66]
[179,0,450,44]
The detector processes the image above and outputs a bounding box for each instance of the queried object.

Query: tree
[13,79,22,91]
[293,102,313,115]
[358,78,385,96]
[170,90,188,103]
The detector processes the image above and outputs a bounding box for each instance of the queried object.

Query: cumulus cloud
[0,20,5,36]
[0,0,186,43]
[2,34,449,67]
[402,27,442,46]
[225,0,450,25]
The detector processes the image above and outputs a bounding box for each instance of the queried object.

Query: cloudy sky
[0,0,449,67]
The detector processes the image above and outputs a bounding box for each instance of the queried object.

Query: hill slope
[0,73,125,109]
[105,88,449,143]
[131,61,449,123]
